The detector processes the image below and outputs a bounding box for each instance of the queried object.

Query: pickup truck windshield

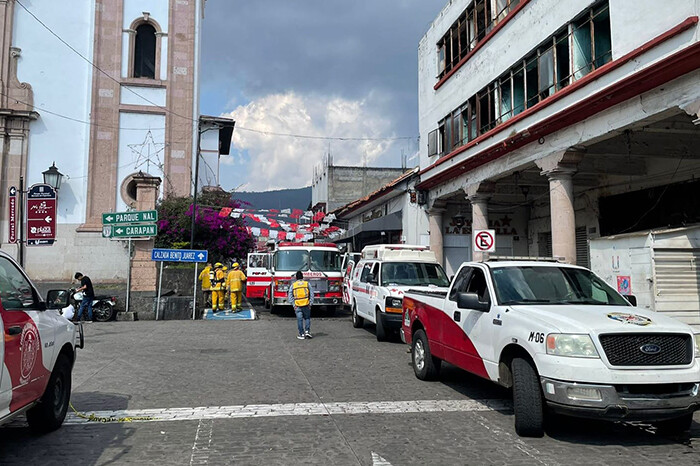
[491,266,630,306]
[381,262,450,287]
[276,250,341,272]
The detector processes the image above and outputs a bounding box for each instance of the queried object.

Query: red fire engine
[264,243,343,314]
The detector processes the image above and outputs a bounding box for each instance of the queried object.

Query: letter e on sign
[473,229,496,253]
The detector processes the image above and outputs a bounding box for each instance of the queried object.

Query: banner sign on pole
[151,248,208,263]
[8,186,16,244]
[26,183,57,246]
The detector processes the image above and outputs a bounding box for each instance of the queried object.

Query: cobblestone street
[2,303,700,465]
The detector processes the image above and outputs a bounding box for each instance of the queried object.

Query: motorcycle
[49,288,117,322]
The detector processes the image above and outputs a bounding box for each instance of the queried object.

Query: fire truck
[245,252,272,300]
[264,242,343,314]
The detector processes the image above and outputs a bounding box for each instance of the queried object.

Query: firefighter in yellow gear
[198,262,213,307]
[210,263,226,311]
[227,262,247,311]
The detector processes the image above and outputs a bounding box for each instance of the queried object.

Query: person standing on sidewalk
[287,271,314,340]
[211,263,226,311]
[74,272,94,322]
[226,262,247,311]
[198,262,212,307]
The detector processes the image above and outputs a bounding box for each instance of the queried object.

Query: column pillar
[465,182,495,262]
[427,207,445,266]
[536,150,584,264]
[130,174,162,292]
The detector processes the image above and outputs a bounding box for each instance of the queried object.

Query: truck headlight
[546,334,599,358]
[694,335,700,358]
[385,297,403,314]
[329,282,340,292]
[275,280,290,292]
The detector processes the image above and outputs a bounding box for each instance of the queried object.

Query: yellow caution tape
[69,402,155,423]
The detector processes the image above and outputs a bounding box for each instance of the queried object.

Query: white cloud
[220,91,397,191]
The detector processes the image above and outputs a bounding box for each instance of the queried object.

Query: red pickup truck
[0,251,83,432]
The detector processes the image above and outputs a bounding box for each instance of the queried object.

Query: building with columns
[414,0,700,279]
[0,0,204,281]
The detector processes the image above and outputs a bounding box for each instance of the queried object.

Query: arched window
[133,24,156,78]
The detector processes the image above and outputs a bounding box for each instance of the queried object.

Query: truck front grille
[598,333,693,366]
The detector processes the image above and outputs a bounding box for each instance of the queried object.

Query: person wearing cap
[226,262,247,311]
[211,262,226,311]
[288,270,314,340]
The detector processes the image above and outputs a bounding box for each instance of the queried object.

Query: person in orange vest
[198,262,212,307]
[210,263,226,311]
[288,270,314,339]
[226,262,247,311]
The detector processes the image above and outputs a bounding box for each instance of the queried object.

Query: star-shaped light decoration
[127,130,173,192]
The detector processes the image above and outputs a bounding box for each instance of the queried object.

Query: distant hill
[233,186,311,211]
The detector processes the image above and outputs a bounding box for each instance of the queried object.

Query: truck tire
[27,354,72,433]
[412,329,440,380]
[375,310,387,341]
[512,357,545,437]
[653,413,694,434]
[352,302,364,328]
[93,303,114,322]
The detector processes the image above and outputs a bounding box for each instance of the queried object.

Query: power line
[234,126,418,142]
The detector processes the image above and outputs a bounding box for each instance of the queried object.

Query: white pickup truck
[402,259,700,437]
[0,251,83,432]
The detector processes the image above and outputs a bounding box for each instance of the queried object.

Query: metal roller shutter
[653,248,700,324]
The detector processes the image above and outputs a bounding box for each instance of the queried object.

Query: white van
[350,245,450,341]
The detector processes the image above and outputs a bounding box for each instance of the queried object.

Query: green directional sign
[102,210,158,225]
[105,223,158,238]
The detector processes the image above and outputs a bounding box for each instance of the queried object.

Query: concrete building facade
[412,0,700,289]
[311,154,407,213]
[0,0,204,281]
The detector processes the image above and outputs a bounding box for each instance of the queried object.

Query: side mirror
[367,273,376,284]
[449,275,455,284]
[457,292,490,312]
[46,289,70,309]
[624,294,637,306]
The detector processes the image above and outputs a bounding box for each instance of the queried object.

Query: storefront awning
[333,211,402,243]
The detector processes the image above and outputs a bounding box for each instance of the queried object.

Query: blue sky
[199,0,446,192]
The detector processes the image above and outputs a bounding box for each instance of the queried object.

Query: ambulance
[402,258,700,437]
[0,251,83,432]
[350,245,450,341]
[246,252,272,300]
[265,242,343,314]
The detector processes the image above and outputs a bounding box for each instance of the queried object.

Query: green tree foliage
[155,190,254,263]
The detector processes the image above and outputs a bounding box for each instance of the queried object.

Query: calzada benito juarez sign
[102,210,158,239]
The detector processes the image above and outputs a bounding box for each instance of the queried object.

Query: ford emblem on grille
[640,343,662,355]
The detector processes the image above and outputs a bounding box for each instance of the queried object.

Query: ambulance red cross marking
[475,231,494,251]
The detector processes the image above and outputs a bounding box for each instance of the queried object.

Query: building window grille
[133,23,157,79]
[433,1,611,158]
[437,0,520,79]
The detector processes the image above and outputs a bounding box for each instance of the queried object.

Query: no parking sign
[474,229,496,253]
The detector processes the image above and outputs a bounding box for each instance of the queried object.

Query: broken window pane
[555,32,570,89]
[593,5,612,68]
[500,75,512,122]
[512,65,525,115]
[572,15,592,79]
[525,54,538,108]
[538,46,555,99]
[438,43,446,75]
